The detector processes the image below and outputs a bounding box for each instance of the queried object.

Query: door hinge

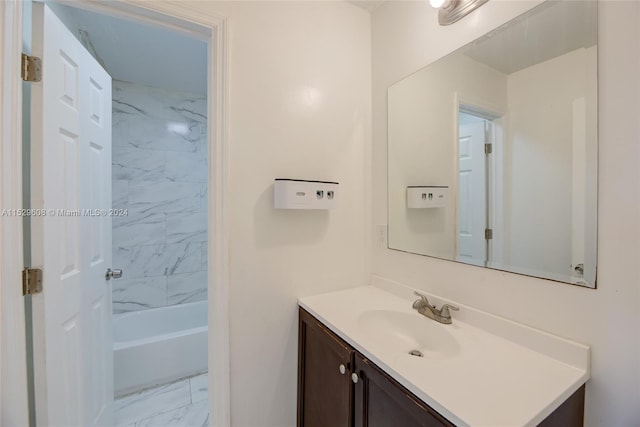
[21,53,42,82]
[484,143,493,154]
[22,268,43,295]
[485,228,493,240]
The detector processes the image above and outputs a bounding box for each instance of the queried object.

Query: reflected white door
[457,121,487,263]
[30,4,114,426]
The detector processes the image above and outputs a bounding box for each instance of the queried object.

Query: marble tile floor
[115,372,209,427]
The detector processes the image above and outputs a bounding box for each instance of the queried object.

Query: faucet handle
[413,291,430,303]
[412,291,432,310]
[440,304,459,318]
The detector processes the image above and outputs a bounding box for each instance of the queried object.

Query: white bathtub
[113,300,208,396]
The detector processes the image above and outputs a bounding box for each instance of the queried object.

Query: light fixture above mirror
[430,0,489,25]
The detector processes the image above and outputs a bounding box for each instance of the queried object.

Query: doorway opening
[23,2,228,426]
[456,105,504,268]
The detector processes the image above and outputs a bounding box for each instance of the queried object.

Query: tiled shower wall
[111,80,207,314]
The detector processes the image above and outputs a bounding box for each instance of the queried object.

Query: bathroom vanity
[297,284,589,426]
[298,308,455,427]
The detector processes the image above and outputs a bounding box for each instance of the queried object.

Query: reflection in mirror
[387,0,598,287]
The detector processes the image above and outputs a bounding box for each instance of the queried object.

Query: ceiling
[49,3,207,95]
[461,0,598,75]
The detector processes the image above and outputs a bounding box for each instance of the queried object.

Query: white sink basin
[300,286,590,427]
[357,309,460,359]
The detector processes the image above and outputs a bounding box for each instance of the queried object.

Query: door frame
[0,1,30,425]
[453,93,506,265]
[0,1,231,426]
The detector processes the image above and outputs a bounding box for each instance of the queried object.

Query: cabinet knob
[339,364,346,375]
[351,373,359,384]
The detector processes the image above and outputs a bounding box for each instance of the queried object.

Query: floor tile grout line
[130,400,196,427]
[115,371,208,426]
[116,369,206,402]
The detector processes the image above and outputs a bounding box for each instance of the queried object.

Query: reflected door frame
[453,93,507,267]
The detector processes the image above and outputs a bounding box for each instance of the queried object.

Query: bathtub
[113,300,208,396]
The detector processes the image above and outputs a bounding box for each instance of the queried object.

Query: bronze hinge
[21,53,42,82]
[22,268,43,295]
[485,228,493,240]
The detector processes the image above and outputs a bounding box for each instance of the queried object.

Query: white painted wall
[506,46,598,281]
[372,1,640,425]
[388,53,506,258]
[226,3,370,424]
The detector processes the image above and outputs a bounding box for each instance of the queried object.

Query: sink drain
[408,349,424,357]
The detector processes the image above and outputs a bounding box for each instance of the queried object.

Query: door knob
[105,268,123,280]
[351,373,359,384]
[339,364,346,375]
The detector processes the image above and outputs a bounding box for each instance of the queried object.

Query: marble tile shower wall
[111,80,208,314]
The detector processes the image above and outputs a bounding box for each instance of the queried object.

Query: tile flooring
[115,372,208,427]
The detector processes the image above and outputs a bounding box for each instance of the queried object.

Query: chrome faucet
[412,291,459,325]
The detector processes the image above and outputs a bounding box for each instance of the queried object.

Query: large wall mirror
[388,0,598,287]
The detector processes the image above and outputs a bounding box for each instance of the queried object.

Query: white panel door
[457,122,487,264]
[30,4,114,426]
[81,32,114,427]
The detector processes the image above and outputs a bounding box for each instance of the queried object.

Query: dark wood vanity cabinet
[298,308,450,427]
[298,308,355,427]
[298,308,584,427]
[353,354,454,427]
[537,386,585,427]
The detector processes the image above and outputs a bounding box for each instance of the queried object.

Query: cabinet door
[354,353,454,427]
[538,385,585,427]
[298,309,354,427]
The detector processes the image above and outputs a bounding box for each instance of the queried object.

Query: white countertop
[299,283,589,427]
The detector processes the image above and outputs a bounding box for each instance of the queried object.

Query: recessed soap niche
[274,179,338,210]
[407,186,448,209]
